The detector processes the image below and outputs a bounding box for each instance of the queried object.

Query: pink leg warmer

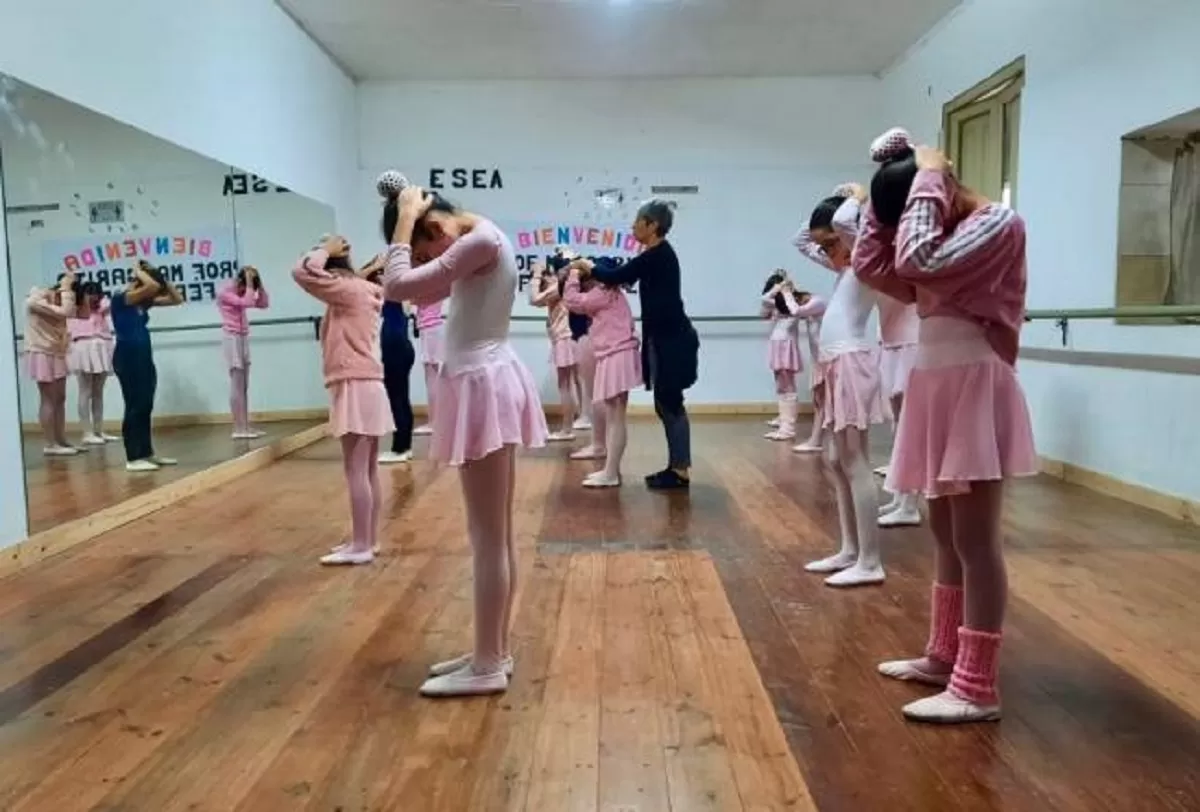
[925,583,964,666]
[460,445,515,673]
[949,627,1003,705]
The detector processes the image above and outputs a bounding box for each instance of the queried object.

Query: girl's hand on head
[322,235,350,258]
[915,146,952,173]
[60,272,77,291]
[399,186,433,218]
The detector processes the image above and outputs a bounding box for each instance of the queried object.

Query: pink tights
[76,372,107,435]
[774,370,797,395]
[423,362,438,426]
[556,366,576,434]
[601,394,628,479]
[575,338,595,426]
[340,434,382,553]
[229,368,250,433]
[38,379,68,447]
[460,444,518,674]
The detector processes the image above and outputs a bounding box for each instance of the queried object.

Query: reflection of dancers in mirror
[760,270,803,442]
[365,255,416,464]
[293,237,394,565]
[68,281,118,446]
[563,261,641,487]
[792,291,828,453]
[856,129,1036,723]
[382,185,547,698]
[217,265,270,440]
[26,273,79,456]
[412,300,445,436]
[793,185,887,587]
[876,292,923,527]
[111,261,183,472]
[529,259,577,442]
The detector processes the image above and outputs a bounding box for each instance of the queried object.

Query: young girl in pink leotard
[855,127,1037,724]
[293,236,394,566]
[562,263,641,487]
[529,261,578,442]
[67,281,117,446]
[26,274,78,456]
[791,292,828,453]
[759,270,804,442]
[216,266,270,440]
[382,184,547,699]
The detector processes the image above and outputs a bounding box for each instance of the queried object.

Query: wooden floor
[21,421,321,534]
[0,417,1197,811]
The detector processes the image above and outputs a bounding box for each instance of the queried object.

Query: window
[941,58,1024,208]
[1115,108,1200,322]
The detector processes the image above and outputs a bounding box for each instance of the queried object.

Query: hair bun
[870,128,914,163]
[376,170,409,199]
[831,183,858,198]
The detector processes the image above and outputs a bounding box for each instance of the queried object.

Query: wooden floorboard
[0,417,1195,810]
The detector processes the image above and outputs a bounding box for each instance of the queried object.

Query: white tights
[76,372,107,435]
[601,394,628,480]
[827,427,881,570]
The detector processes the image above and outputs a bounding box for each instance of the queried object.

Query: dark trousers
[653,387,691,469]
[382,334,415,454]
[113,341,157,461]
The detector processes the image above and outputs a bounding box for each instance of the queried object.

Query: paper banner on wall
[498,219,643,315]
[40,228,239,304]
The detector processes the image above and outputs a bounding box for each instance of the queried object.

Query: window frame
[941,57,1025,208]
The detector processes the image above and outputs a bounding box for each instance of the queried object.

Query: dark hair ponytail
[381,194,400,244]
[809,195,849,231]
[762,271,789,316]
[869,147,918,227]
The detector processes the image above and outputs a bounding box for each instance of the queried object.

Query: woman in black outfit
[366,258,415,463]
[575,200,699,490]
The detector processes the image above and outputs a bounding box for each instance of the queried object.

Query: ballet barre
[12,315,323,344]
[1023,306,1200,346]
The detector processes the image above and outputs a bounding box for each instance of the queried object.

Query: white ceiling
[277,0,962,81]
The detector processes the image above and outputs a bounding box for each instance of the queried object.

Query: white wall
[355,77,884,407]
[883,0,1200,501]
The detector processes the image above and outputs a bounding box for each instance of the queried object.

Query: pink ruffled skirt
[549,337,577,369]
[223,333,250,370]
[430,341,548,466]
[767,338,802,372]
[328,378,395,438]
[880,342,918,399]
[26,350,68,382]
[886,317,1037,499]
[592,346,642,402]
[819,346,885,432]
[419,324,445,366]
[67,338,113,375]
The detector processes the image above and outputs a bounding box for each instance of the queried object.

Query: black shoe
[644,468,670,484]
[646,469,690,490]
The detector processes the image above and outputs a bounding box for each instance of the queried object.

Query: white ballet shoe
[100,433,120,442]
[902,691,1001,724]
[43,445,79,457]
[766,417,781,428]
[151,456,177,466]
[582,472,621,488]
[378,450,413,464]
[877,658,952,687]
[874,465,889,477]
[764,429,796,441]
[878,497,901,516]
[878,507,922,528]
[82,434,107,446]
[419,663,508,698]
[319,548,374,566]
[231,430,266,440]
[824,563,886,588]
[572,416,592,431]
[429,653,515,678]
[791,442,823,454]
[413,425,433,436]
[570,445,606,460]
[547,431,577,443]
[330,540,382,555]
[804,551,857,573]
[125,459,160,472]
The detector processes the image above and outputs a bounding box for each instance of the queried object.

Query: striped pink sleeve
[897,170,1016,277]
[852,203,917,304]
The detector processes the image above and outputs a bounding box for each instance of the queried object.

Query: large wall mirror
[1,74,334,538]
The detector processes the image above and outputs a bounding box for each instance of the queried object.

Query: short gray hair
[636,199,675,237]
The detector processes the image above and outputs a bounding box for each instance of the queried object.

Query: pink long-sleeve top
[292,249,383,386]
[562,275,639,360]
[853,169,1026,366]
[68,299,113,342]
[216,282,270,335]
[529,277,572,342]
[25,287,76,356]
[382,219,518,374]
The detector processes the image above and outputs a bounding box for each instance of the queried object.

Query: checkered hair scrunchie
[870,128,914,163]
[376,170,409,199]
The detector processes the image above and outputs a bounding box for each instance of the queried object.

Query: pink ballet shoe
[824,563,886,588]
[419,663,508,698]
[319,548,374,566]
[804,551,856,573]
[902,690,1001,724]
[570,445,606,460]
[877,657,952,687]
[429,653,514,678]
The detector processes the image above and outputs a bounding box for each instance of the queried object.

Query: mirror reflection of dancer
[587,201,699,490]
[25,273,79,456]
[793,184,888,588]
[364,255,416,465]
[217,265,270,440]
[382,185,547,698]
[759,270,805,442]
[68,281,118,446]
[412,299,445,437]
[111,261,184,472]
[856,128,1036,724]
[529,258,578,442]
[293,236,394,565]
[876,284,923,528]
[792,292,829,453]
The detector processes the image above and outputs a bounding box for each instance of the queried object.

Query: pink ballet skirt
[592,346,642,402]
[328,378,395,438]
[67,338,113,375]
[26,350,68,382]
[549,337,577,369]
[886,317,1037,499]
[767,338,802,373]
[819,346,886,432]
[880,342,918,400]
[419,324,445,366]
[430,341,548,466]
[222,333,251,370]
